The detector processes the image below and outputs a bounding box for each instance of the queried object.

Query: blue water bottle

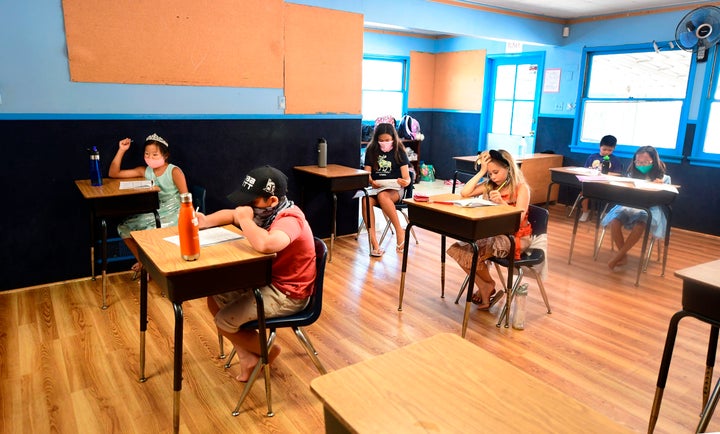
[89,146,103,186]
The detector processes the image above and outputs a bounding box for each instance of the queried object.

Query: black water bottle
[601,155,610,174]
[89,146,103,186]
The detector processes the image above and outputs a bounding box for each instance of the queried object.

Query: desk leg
[500,237,516,328]
[330,193,337,262]
[172,302,184,434]
[398,223,413,311]
[461,243,479,338]
[661,206,672,277]
[90,210,96,281]
[101,218,109,310]
[139,268,148,383]
[568,195,582,264]
[634,211,652,287]
[703,326,719,409]
[440,236,446,298]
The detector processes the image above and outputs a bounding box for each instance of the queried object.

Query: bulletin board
[433,50,486,111]
[283,4,362,115]
[408,51,436,109]
[62,0,284,88]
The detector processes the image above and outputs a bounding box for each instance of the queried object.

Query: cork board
[433,50,486,111]
[283,4,363,115]
[408,51,436,109]
[62,0,284,88]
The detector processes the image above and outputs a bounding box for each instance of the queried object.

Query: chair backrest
[189,184,207,214]
[302,237,328,324]
[452,170,477,194]
[527,204,549,236]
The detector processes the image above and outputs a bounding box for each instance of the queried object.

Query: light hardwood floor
[2,204,720,433]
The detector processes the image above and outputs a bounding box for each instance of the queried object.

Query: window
[693,51,720,167]
[574,45,693,161]
[362,57,407,123]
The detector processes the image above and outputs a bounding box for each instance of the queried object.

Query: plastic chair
[454,205,552,328]
[220,237,328,417]
[356,180,419,247]
[189,184,206,214]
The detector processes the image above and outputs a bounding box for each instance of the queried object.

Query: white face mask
[379,140,394,153]
[145,157,165,169]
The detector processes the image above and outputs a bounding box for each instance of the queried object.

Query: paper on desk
[576,174,612,182]
[453,198,498,207]
[163,227,243,247]
[567,167,598,174]
[119,180,154,189]
[632,180,679,193]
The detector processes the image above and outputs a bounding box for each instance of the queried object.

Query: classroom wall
[2,1,720,291]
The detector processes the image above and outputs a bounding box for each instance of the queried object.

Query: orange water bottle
[178,193,200,261]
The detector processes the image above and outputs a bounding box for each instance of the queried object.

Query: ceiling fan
[675,6,720,63]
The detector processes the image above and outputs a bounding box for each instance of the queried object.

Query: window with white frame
[362,57,407,123]
[577,45,692,157]
[695,59,720,164]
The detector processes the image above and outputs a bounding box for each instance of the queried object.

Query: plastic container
[89,146,103,186]
[512,283,529,330]
[318,137,327,167]
[178,193,200,261]
[601,155,611,174]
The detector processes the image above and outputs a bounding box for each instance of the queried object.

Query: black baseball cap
[227,165,288,206]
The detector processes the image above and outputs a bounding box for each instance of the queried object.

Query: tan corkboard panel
[433,50,486,111]
[283,4,363,115]
[62,0,284,88]
[408,51,436,109]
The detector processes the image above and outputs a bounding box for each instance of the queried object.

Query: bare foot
[608,253,628,270]
[235,346,282,382]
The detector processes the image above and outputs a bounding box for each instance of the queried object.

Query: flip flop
[471,288,496,306]
[396,242,405,252]
[370,248,385,257]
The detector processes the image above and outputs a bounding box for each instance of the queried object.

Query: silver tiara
[145,133,169,148]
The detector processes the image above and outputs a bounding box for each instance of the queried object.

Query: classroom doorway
[481,52,545,155]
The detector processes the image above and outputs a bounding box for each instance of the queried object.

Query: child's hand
[397,177,409,187]
[488,190,503,203]
[118,138,132,152]
[195,212,207,229]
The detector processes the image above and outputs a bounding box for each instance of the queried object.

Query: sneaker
[579,211,590,222]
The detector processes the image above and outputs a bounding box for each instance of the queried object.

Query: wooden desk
[311,333,633,434]
[649,260,720,432]
[454,153,563,204]
[568,178,678,286]
[131,225,274,434]
[75,178,160,309]
[294,164,371,262]
[399,193,521,335]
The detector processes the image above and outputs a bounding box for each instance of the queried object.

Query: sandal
[396,242,405,252]
[370,248,385,257]
[471,288,496,306]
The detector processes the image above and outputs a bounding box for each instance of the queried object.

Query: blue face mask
[636,164,652,174]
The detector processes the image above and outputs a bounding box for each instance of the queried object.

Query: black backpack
[398,114,422,140]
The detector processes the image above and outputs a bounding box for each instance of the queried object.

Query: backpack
[361,124,374,142]
[398,115,423,140]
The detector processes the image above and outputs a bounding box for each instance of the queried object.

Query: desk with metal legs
[567,179,677,286]
[398,194,521,335]
[131,225,274,434]
[294,164,371,262]
[75,178,160,309]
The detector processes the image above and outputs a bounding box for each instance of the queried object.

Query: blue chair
[222,237,328,417]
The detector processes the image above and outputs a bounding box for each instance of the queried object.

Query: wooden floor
[2,204,720,433]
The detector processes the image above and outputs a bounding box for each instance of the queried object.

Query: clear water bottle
[512,283,529,330]
[88,146,102,186]
[318,137,327,168]
[178,193,200,261]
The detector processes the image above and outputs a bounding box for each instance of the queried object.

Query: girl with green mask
[601,146,670,270]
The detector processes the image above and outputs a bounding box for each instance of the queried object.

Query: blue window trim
[361,55,410,125]
[689,48,720,167]
[570,42,695,164]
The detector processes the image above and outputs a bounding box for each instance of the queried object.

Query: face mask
[378,141,394,153]
[145,157,165,169]
[636,164,652,174]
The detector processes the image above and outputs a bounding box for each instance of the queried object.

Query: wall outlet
[554,103,563,111]
[278,96,286,110]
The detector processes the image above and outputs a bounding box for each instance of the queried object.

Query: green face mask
[636,164,652,174]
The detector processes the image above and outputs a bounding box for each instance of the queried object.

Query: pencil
[494,178,509,191]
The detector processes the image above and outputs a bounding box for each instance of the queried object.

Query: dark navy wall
[415,111,482,181]
[0,119,361,291]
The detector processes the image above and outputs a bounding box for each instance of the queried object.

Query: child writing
[196,165,316,382]
[362,121,412,257]
[601,145,670,270]
[109,133,188,276]
[579,135,623,222]
[447,149,532,309]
